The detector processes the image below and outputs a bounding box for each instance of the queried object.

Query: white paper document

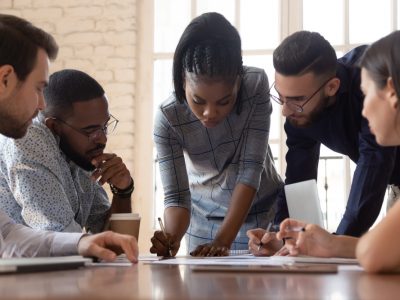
[143,254,358,266]
[270,255,358,265]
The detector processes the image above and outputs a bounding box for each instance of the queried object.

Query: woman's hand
[247,228,283,256]
[150,231,180,257]
[190,241,230,257]
[276,218,336,257]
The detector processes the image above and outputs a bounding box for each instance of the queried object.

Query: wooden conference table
[1,261,400,299]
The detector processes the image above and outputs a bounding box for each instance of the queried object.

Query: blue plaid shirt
[154,66,283,252]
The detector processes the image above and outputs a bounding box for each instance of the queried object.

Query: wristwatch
[109,178,134,198]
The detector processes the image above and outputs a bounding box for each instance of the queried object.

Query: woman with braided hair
[150,12,283,257]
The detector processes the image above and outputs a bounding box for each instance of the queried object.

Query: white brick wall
[5,0,137,178]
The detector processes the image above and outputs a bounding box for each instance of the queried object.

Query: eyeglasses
[269,77,335,113]
[54,114,119,142]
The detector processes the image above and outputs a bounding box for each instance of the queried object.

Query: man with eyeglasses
[0,69,134,234]
[0,14,137,261]
[268,31,400,238]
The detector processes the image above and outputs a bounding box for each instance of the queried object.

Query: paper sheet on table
[143,254,358,266]
[270,255,358,265]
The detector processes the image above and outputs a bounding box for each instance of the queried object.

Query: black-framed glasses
[54,114,119,142]
[269,77,335,113]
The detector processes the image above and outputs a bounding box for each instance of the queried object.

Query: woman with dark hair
[248,31,400,273]
[150,12,282,256]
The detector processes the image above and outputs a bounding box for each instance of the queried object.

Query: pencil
[158,217,173,256]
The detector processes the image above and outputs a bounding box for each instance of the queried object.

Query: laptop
[284,179,325,228]
[0,255,92,274]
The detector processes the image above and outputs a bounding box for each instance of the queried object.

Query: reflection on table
[1,262,400,299]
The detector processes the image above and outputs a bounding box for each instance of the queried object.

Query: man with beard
[268,31,400,237]
[0,14,138,261]
[0,69,133,233]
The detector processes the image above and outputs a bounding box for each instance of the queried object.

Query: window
[136,0,399,249]
[302,0,396,230]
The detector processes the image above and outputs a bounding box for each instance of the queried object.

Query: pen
[284,226,306,232]
[158,217,173,256]
[258,222,273,251]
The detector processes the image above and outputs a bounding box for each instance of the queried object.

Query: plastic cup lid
[110,213,141,220]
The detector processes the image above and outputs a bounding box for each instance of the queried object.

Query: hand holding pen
[158,217,173,257]
[258,222,273,251]
[246,222,282,256]
[149,218,178,257]
[275,218,338,257]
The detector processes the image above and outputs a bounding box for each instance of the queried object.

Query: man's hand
[247,228,283,256]
[91,153,132,189]
[78,231,138,263]
[190,241,230,257]
[150,231,180,257]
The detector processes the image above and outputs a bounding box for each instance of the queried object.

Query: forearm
[330,235,358,258]
[110,178,134,213]
[1,211,81,257]
[214,183,256,246]
[164,206,190,241]
[111,195,132,213]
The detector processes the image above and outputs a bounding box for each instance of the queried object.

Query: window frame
[135,0,400,249]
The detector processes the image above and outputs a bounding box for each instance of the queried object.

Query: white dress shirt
[0,210,82,257]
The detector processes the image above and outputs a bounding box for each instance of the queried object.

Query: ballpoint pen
[284,226,306,232]
[158,217,173,257]
[274,226,306,256]
[258,222,273,251]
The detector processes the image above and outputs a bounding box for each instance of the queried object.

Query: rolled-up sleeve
[237,71,272,190]
[154,107,191,211]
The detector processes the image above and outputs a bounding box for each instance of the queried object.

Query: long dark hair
[360,30,400,100]
[172,12,243,103]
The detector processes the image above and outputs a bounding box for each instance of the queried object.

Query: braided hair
[173,12,243,104]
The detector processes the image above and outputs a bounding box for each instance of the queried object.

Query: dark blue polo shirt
[275,45,400,237]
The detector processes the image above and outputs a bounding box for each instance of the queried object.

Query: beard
[0,110,38,139]
[288,96,331,128]
[59,138,105,171]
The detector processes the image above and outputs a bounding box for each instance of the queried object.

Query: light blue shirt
[154,66,283,251]
[0,118,110,233]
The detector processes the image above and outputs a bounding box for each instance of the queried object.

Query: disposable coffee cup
[109,213,141,240]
